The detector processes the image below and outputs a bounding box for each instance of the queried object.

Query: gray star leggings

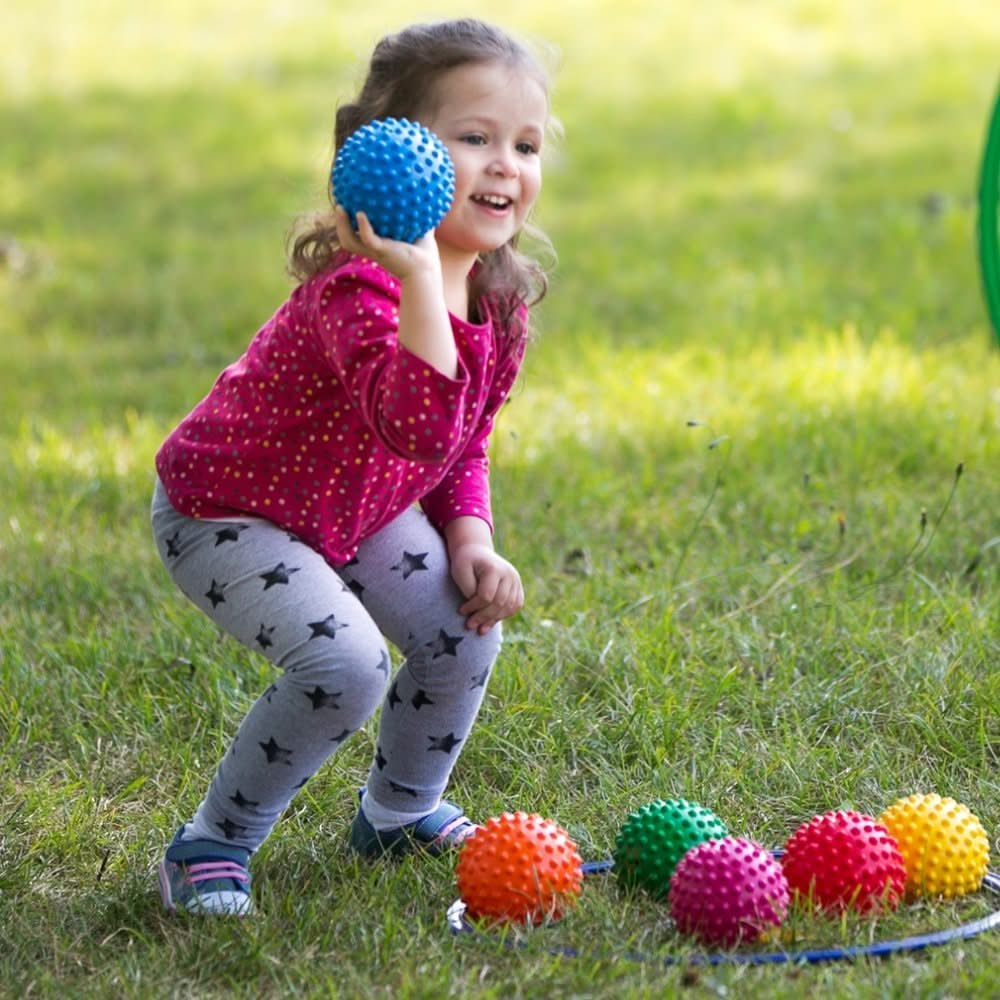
[151,478,500,852]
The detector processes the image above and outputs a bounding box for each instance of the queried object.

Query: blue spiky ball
[332,117,456,244]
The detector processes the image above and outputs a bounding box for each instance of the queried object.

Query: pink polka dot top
[155,254,528,566]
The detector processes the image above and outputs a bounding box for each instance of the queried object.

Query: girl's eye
[461,134,487,146]
[516,141,539,155]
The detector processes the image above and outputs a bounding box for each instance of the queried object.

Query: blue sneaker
[348,790,479,858]
[158,828,254,916]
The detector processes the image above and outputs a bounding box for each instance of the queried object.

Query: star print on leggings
[391,550,429,580]
[263,683,279,703]
[307,614,349,640]
[259,736,293,765]
[411,689,434,710]
[205,580,227,608]
[386,681,402,710]
[165,531,182,558]
[329,727,353,745]
[374,650,390,676]
[260,562,301,589]
[214,524,249,546]
[230,789,259,809]
[389,780,419,797]
[347,579,365,602]
[375,745,387,769]
[427,732,462,754]
[216,817,248,841]
[428,629,463,658]
[470,668,490,689]
[256,624,276,650]
[306,685,342,710]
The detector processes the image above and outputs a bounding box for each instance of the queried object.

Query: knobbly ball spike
[332,117,456,243]
[613,799,728,898]
[879,793,990,900]
[455,812,583,926]
[782,810,907,914]
[668,836,790,948]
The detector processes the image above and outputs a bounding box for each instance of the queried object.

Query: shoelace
[431,817,480,850]
[183,861,250,887]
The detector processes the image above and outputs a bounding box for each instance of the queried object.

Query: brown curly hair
[287,18,557,331]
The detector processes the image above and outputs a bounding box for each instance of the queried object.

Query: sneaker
[158,827,254,916]
[348,790,479,859]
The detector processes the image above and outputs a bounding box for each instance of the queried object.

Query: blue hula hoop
[447,857,1000,967]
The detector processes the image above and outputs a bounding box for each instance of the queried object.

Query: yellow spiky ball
[879,794,990,899]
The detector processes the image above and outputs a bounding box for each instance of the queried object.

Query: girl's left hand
[449,544,524,635]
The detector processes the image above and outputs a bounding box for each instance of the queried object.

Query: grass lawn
[2,0,998,996]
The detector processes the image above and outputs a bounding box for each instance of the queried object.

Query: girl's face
[420,61,548,261]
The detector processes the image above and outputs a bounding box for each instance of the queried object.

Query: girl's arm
[335,206,457,377]
[397,263,458,379]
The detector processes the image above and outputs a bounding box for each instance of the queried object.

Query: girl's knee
[280,633,392,714]
[407,621,502,687]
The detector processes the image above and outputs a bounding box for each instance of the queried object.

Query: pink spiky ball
[782,810,906,914]
[668,837,790,947]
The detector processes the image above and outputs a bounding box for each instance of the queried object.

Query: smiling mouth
[471,194,513,210]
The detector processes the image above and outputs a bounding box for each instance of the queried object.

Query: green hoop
[977,81,1000,348]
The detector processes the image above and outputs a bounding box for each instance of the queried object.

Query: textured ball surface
[455,812,583,925]
[669,836,790,947]
[879,793,990,899]
[782,810,906,913]
[613,799,728,898]
[332,117,455,243]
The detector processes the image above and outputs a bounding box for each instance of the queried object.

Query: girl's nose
[488,148,518,178]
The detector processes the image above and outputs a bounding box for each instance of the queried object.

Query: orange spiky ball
[879,793,990,899]
[455,812,583,926]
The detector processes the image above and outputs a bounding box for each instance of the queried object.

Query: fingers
[334,205,380,256]
[334,204,438,281]
[355,210,384,250]
[451,557,478,602]
[459,569,524,635]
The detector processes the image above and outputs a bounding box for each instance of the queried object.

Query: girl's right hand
[335,204,458,377]
[334,205,441,282]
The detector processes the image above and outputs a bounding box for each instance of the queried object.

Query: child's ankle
[361,790,435,831]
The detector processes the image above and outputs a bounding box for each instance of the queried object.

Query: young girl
[151,18,554,916]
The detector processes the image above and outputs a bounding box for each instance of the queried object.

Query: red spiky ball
[782,810,906,914]
[455,812,584,925]
[668,836,790,947]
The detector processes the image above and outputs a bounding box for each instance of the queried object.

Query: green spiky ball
[613,799,728,897]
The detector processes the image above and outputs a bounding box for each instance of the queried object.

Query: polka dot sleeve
[420,303,529,534]
[312,258,472,462]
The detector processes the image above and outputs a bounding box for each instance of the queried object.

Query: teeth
[476,195,511,207]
